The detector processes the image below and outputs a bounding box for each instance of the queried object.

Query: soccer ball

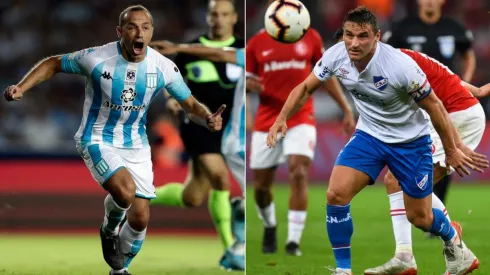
[264,0,311,43]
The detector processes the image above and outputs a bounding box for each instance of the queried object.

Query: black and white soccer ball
[264,0,311,43]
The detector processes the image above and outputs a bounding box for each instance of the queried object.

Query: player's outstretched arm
[323,76,356,135]
[462,81,490,98]
[178,95,226,132]
[417,92,478,176]
[151,40,238,64]
[4,55,63,101]
[266,72,323,148]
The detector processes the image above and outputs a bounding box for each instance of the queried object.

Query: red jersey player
[359,47,485,274]
[246,7,356,256]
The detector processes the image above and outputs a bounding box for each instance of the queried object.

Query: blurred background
[0,0,243,274]
[246,0,490,182]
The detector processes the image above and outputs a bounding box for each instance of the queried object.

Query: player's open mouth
[133,42,144,55]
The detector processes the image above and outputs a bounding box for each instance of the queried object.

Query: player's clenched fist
[206,104,226,132]
[4,85,23,101]
[267,119,287,148]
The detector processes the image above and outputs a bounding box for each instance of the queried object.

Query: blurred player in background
[151,40,246,270]
[150,0,244,266]
[246,0,355,256]
[3,5,226,275]
[267,7,484,275]
[333,28,485,274]
[383,0,476,223]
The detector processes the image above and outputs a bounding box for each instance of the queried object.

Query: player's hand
[246,77,264,93]
[150,40,178,55]
[4,85,23,101]
[458,144,488,172]
[206,104,226,132]
[341,112,356,136]
[267,119,287,148]
[445,148,477,177]
[166,98,182,116]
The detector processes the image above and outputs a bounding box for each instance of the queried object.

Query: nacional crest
[373,76,388,91]
[146,73,157,88]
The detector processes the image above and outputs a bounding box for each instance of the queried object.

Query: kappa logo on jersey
[373,76,388,91]
[146,73,157,88]
[121,88,137,103]
[416,174,429,190]
[126,70,136,81]
[102,71,112,80]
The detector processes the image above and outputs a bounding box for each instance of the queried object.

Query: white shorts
[76,143,156,199]
[249,124,316,169]
[224,152,245,193]
[430,103,486,169]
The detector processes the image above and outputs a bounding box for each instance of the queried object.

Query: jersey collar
[199,36,236,47]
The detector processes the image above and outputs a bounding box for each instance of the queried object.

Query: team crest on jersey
[373,76,388,91]
[146,73,157,88]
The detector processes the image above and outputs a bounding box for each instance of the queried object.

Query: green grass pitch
[0,235,236,275]
[246,184,490,275]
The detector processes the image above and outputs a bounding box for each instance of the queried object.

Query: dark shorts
[180,121,223,157]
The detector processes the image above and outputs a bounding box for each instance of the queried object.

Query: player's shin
[115,221,146,273]
[103,194,130,236]
[428,208,456,243]
[151,183,185,207]
[326,204,353,272]
[388,191,414,261]
[208,189,234,249]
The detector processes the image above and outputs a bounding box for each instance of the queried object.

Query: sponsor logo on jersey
[126,70,136,81]
[318,66,333,79]
[373,76,388,91]
[121,88,137,103]
[103,101,146,111]
[263,59,306,72]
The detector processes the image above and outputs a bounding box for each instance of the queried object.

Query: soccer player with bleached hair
[267,6,486,275]
[3,5,225,275]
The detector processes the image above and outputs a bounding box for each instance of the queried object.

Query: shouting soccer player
[333,28,485,274]
[267,7,486,275]
[3,5,226,275]
[246,0,356,257]
[151,40,246,271]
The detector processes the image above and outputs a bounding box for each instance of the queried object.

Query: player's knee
[406,209,432,230]
[326,188,349,205]
[181,192,205,208]
[209,170,230,190]
[111,179,136,208]
[289,164,308,188]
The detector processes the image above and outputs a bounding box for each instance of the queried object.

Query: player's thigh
[329,130,386,204]
[196,153,230,189]
[386,135,433,200]
[77,144,134,199]
[126,197,150,231]
[383,169,403,194]
[224,152,245,193]
[249,131,284,169]
[119,147,156,200]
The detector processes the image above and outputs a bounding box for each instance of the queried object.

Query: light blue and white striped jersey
[61,41,191,148]
[221,48,245,158]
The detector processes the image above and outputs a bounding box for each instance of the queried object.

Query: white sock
[431,193,451,222]
[287,210,307,244]
[110,268,128,275]
[389,191,413,261]
[256,203,277,228]
[119,221,146,270]
[103,195,130,236]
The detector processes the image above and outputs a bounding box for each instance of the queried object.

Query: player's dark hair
[333,28,344,41]
[208,0,236,12]
[119,5,153,27]
[343,6,379,34]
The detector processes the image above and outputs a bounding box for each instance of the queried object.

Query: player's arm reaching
[404,66,484,176]
[266,71,324,147]
[322,76,356,135]
[150,40,244,67]
[4,55,63,101]
[462,81,490,98]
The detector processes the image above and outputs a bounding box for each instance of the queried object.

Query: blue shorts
[335,130,433,199]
